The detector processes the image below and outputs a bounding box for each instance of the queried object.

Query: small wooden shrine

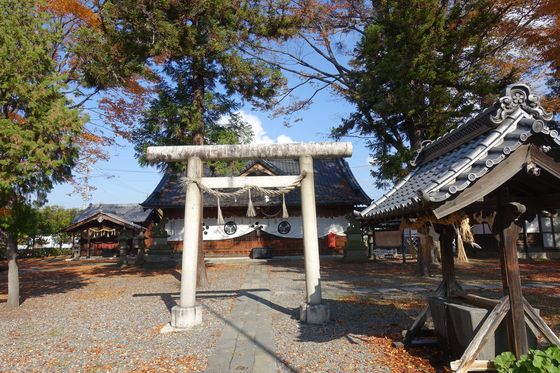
[65,204,154,257]
[356,84,560,372]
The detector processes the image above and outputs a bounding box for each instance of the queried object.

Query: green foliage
[496,351,518,371]
[101,0,291,170]
[36,206,79,244]
[18,247,72,258]
[337,0,517,186]
[495,346,560,373]
[0,0,84,237]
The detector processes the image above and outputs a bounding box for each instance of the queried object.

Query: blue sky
[47,91,384,209]
[46,29,387,210]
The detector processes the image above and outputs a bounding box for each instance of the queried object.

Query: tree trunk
[7,232,20,307]
[193,56,208,288]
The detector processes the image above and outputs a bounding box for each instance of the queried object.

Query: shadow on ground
[0,257,181,305]
[0,267,90,304]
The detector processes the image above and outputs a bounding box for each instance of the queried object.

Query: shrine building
[65,204,154,257]
[142,158,370,257]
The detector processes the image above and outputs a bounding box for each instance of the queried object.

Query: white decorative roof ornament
[358,83,559,221]
[410,140,433,167]
[491,83,553,125]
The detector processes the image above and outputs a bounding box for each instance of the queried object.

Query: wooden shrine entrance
[146,142,352,329]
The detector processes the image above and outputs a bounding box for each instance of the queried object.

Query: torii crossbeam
[147,142,352,330]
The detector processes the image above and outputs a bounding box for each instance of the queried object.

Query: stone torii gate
[146,142,353,329]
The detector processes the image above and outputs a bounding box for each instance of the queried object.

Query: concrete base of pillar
[167,304,203,331]
[299,302,330,325]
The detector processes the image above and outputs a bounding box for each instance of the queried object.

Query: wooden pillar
[401,229,407,263]
[435,224,458,297]
[440,225,455,294]
[494,202,528,357]
[86,229,91,258]
[522,220,530,259]
[368,227,376,260]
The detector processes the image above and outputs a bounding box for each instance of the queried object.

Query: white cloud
[276,134,293,144]
[235,111,294,144]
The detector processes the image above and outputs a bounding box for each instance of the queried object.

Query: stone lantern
[133,231,146,266]
[145,219,175,267]
[343,215,368,262]
[118,229,133,267]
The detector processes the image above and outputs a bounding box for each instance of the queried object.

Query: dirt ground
[0,256,558,372]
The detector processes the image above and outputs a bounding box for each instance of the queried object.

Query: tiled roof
[142,158,371,208]
[71,204,153,226]
[358,83,558,220]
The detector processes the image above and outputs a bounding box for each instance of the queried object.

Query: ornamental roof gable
[358,83,559,221]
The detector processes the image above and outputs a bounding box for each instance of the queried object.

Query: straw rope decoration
[216,197,225,225]
[246,189,256,217]
[399,212,474,243]
[281,193,289,219]
[182,172,306,223]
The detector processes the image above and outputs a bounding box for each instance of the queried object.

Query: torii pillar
[147,142,352,329]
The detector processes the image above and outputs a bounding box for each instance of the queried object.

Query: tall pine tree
[334,0,525,276]
[336,0,518,187]
[102,0,296,285]
[0,0,84,306]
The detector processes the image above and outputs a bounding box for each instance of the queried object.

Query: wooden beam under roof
[433,145,531,219]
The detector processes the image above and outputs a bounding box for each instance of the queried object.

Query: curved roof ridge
[336,158,371,204]
[359,172,414,216]
[419,115,526,201]
[357,83,556,221]
[141,172,172,207]
[412,83,553,166]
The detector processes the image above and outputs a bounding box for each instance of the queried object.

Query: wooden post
[401,229,407,264]
[87,229,91,258]
[493,202,528,358]
[522,220,530,259]
[436,224,459,297]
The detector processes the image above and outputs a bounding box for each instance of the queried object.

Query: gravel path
[0,261,247,372]
[1,257,558,372]
[0,259,414,372]
[268,259,407,373]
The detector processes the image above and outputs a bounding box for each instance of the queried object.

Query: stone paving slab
[476,284,501,290]
[461,284,482,290]
[524,282,558,289]
[376,288,402,293]
[205,264,280,373]
[400,286,429,293]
